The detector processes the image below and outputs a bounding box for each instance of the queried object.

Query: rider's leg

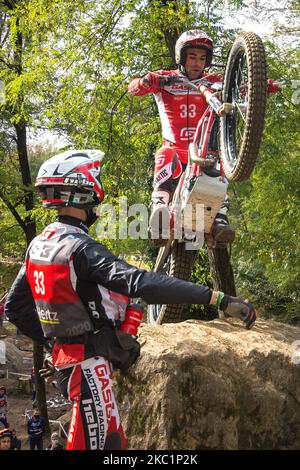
[150,146,182,243]
[56,357,126,450]
[152,144,234,245]
[212,195,236,244]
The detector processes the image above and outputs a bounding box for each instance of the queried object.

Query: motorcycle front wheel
[220,32,267,181]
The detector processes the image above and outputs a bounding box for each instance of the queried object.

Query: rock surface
[115,318,300,450]
[2,339,24,372]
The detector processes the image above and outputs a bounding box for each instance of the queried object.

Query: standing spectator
[27,409,45,450]
[46,432,64,450]
[0,428,12,451]
[0,386,9,428]
[10,429,21,450]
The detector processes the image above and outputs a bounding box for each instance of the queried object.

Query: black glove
[219,295,257,329]
[39,353,56,381]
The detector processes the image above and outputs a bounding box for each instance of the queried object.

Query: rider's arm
[73,240,213,305]
[74,240,257,328]
[128,71,171,96]
[128,77,152,96]
[5,265,47,344]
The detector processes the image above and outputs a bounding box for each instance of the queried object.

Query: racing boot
[149,190,170,246]
[212,213,235,245]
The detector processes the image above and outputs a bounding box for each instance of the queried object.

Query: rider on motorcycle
[5,150,256,450]
[128,29,235,245]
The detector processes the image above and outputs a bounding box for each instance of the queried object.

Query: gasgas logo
[68,399,79,444]
[95,364,113,420]
[170,83,200,94]
[172,83,189,90]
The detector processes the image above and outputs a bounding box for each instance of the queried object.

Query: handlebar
[150,74,230,116]
[151,73,212,91]
[146,74,281,114]
[152,74,283,94]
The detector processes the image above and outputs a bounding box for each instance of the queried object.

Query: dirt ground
[0,322,68,450]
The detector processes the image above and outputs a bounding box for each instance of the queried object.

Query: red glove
[128,78,142,95]
[267,79,281,93]
[140,72,163,89]
[128,73,164,95]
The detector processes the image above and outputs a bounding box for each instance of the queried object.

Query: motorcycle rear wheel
[147,241,197,324]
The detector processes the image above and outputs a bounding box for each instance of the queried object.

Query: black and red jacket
[5,216,212,364]
[24,220,126,338]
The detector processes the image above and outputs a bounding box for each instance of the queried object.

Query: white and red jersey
[129,69,223,163]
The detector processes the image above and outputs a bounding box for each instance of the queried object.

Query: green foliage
[0,260,21,298]
[0,143,57,258]
[229,39,300,321]
[0,201,27,258]
[0,0,299,323]
[233,260,300,325]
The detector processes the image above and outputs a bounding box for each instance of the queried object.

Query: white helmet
[175,29,213,67]
[35,149,104,209]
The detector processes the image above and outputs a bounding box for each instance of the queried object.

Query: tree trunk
[13,96,50,440]
[33,342,50,435]
[14,123,37,244]
[207,246,236,296]
[160,0,180,67]
[7,12,50,432]
[163,28,178,66]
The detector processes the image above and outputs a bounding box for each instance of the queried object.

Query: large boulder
[1,340,24,371]
[115,318,300,450]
